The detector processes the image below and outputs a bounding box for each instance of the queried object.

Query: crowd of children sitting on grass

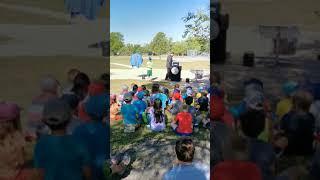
[110,78,211,135]
[0,68,211,180]
[210,71,320,180]
[0,69,128,180]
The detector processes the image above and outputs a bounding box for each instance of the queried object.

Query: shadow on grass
[110,117,210,179]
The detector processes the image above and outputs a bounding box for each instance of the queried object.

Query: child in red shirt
[171,104,193,136]
[211,131,262,180]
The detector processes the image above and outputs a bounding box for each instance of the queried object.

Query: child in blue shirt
[133,91,147,123]
[121,93,139,133]
[34,99,92,180]
[163,138,208,180]
[73,93,110,180]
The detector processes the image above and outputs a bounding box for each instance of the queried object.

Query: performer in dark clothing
[165,53,173,80]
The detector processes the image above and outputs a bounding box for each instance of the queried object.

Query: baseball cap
[123,92,133,102]
[0,102,20,122]
[42,99,71,126]
[244,91,264,111]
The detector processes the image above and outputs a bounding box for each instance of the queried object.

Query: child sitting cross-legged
[121,93,140,133]
[33,99,92,180]
[132,91,147,123]
[147,98,166,132]
[171,104,193,136]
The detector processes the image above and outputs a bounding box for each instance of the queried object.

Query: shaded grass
[111,118,210,152]
[0,7,68,25]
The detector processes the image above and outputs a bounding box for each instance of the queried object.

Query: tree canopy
[111,8,210,57]
[182,9,210,53]
[150,32,170,58]
[110,32,125,55]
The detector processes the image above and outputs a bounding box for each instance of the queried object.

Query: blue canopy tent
[130,53,143,68]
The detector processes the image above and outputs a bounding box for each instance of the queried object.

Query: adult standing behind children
[165,53,173,80]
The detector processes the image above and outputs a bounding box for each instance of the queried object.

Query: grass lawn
[111,119,210,152]
[0,7,68,25]
[110,56,210,70]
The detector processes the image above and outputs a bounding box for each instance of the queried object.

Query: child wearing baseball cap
[33,99,92,180]
[121,93,139,133]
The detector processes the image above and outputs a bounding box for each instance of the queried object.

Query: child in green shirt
[147,57,153,78]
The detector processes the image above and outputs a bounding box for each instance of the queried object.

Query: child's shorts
[147,69,152,76]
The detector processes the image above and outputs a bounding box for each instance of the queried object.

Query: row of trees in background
[110,32,207,56]
[110,9,209,56]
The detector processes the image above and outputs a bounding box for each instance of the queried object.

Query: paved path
[110,67,210,80]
